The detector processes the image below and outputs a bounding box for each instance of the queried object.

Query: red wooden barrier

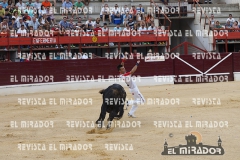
[0,53,239,86]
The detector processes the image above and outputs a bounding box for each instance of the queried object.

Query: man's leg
[128,89,145,117]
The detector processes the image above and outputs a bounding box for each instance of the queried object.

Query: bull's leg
[106,108,119,129]
[115,105,124,120]
[96,104,107,128]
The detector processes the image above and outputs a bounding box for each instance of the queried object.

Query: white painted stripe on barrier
[204,53,232,74]
[179,74,203,77]
[0,76,174,96]
[205,73,230,76]
[174,55,203,74]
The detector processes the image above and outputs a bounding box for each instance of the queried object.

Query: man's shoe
[128,113,136,118]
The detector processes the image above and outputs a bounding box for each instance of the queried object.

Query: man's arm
[121,57,125,66]
[130,60,140,75]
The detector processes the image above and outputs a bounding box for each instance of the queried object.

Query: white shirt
[101,7,110,15]
[39,9,46,16]
[121,7,129,14]
[102,27,108,32]
[123,27,130,31]
[85,20,95,26]
[226,18,235,25]
[148,26,156,31]
[139,27,147,31]
[17,28,27,35]
[41,18,46,24]
[111,7,120,15]
[16,2,26,10]
[120,72,136,89]
[34,2,42,10]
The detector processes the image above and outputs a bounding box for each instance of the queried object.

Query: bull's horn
[99,89,105,94]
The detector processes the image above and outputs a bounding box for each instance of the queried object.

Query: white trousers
[128,87,145,115]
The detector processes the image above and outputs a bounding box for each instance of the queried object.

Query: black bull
[96,84,127,129]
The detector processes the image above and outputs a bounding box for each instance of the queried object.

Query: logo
[161,132,224,155]
[92,36,97,43]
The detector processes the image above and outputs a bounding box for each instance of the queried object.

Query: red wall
[0,53,239,86]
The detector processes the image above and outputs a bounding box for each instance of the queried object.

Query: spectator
[38,5,46,18]
[139,22,146,33]
[0,4,5,22]
[226,14,235,26]
[127,18,134,29]
[215,21,223,29]
[1,0,8,9]
[129,6,137,21]
[136,4,144,19]
[133,23,138,31]
[232,21,239,32]
[71,23,77,30]
[123,12,131,27]
[46,6,55,24]
[68,17,74,29]
[113,23,121,31]
[8,2,14,14]
[16,0,26,12]
[28,16,39,30]
[85,17,95,26]
[17,17,26,28]
[74,0,85,19]
[101,22,108,32]
[9,17,17,30]
[59,16,69,29]
[12,6,21,16]
[7,0,13,6]
[33,0,42,10]
[62,0,73,18]
[1,27,7,36]
[111,4,120,23]
[145,13,153,27]
[148,22,156,31]
[24,4,34,17]
[23,11,31,23]
[12,11,20,22]
[94,23,102,34]
[209,14,215,30]
[76,17,82,27]
[0,18,9,30]
[101,4,111,24]
[32,13,38,21]
[86,24,93,36]
[17,24,27,35]
[121,5,129,23]
[25,0,34,7]
[225,21,232,31]
[123,23,130,31]
[39,13,49,29]
[94,17,100,27]
[4,8,11,20]
[42,0,51,8]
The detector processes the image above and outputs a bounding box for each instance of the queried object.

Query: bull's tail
[99,89,105,94]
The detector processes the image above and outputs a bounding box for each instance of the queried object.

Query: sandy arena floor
[1,82,240,160]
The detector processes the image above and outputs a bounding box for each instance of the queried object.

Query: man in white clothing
[117,55,145,118]
[226,14,235,26]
